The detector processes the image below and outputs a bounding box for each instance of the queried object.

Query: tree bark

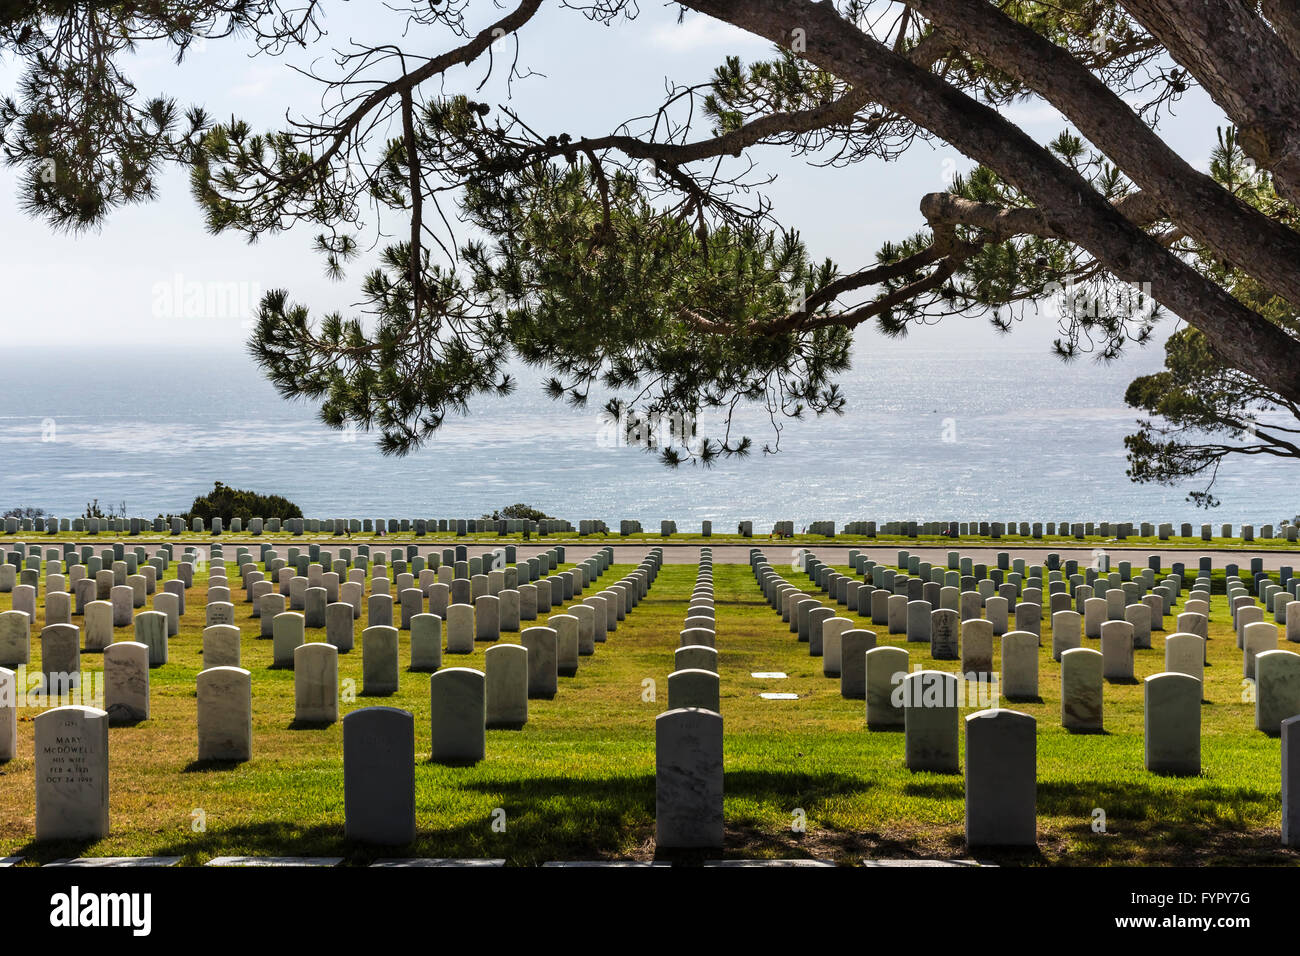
[680,0,1300,403]
[1120,0,1300,204]
[1261,0,1300,64]
[901,0,1300,309]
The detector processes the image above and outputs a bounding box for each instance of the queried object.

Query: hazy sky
[0,3,1225,360]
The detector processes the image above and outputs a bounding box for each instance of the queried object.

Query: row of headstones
[15,693,1300,850]
[264,550,662,705]
[781,548,1300,751]
[0,542,602,718]
[764,561,1300,738]
[749,553,1210,844]
[857,547,1210,601]
[902,547,1300,640]
[761,549,1235,741]
[14,551,668,843]
[10,539,216,626]
[667,552,719,712]
[878,547,1295,587]
[0,516,577,536]
[10,513,1300,542]
[215,540,542,582]
[804,548,1168,649]
[751,553,1040,844]
[250,547,588,642]
[831,521,1300,541]
[840,549,1290,650]
[230,541,567,587]
[609,521,722,537]
[0,543,196,671]
[231,543,571,638]
[833,550,1300,728]
[65,548,656,732]
[249,546,603,657]
[239,546,559,598]
[139,545,637,726]
[1,540,194,588]
[751,552,875,696]
[657,551,724,848]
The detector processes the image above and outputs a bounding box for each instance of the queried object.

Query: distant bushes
[3,506,46,519]
[183,482,303,523]
[480,503,553,522]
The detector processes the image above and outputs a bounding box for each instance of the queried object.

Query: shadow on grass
[1036,779,1276,820]
[182,758,248,773]
[12,835,98,863]
[903,780,964,799]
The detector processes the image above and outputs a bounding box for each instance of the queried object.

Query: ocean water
[0,344,1294,527]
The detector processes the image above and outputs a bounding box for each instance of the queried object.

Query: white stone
[430,667,486,762]
[446,604,474,654]
[1000,631,1039,700]
[1243,621,1278,679]
[125,607,167,667]
[197,666,252,762]
[551,614,580,676]
[41,623,80,694]
[0,667,16,758]
[410,613,442,671]
[1164,633,1205,685]
[866,646,909,729]
[676,644,719,673]
[1100,620,1135,682]
[0,610,30,667]
[655,707,723,848]
[294,642,339,724]
[961,619,993,677]
[485,644,528,727]
[1255,649,1300,735]
[1144,672,1200,775]
[84,600,114,651]
[821,616,854,677]
[964,708,1036,847]
[362,625,400,695]
[203,624,241,668]
[272,612,305,667]
[1061,647,1103,731]
[35,706,109,841]
[839,629,876,699]
[903,670,959,772]
[667,668,720,711]
[521,626,558,698]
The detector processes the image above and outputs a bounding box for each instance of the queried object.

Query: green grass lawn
[0,557,1296,866]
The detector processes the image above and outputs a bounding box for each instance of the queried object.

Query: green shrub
[479,503,554,522]
[184,482,302,523]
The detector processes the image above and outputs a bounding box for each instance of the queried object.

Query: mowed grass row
[0,557,1295,865]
